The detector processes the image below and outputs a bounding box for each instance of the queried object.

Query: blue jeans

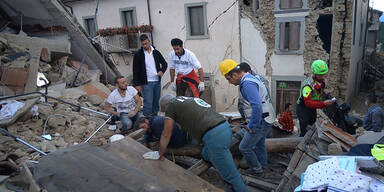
[202,121,248,192]
[112,113,138,132]
[239,120,270,169]
[142,81,161,117]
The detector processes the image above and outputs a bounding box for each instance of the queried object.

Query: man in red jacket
[296,60,335,137]
[279,103,294,132]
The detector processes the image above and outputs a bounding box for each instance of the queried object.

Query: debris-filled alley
[0,0,384,192]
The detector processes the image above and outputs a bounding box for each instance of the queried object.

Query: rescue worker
[142,95,248,192]
[220,59,268,176]
[238,62,276,138]
[296,60,334,137]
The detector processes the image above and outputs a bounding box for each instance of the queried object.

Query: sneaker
[244,167,264,177]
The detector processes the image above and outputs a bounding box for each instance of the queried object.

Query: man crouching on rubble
[104,76,142,134]
[135,116,188,148]
[142,95,248,192]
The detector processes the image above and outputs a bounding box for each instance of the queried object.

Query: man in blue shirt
[134,116,188,148]
[220,59,267,176]
[364,94,384,132]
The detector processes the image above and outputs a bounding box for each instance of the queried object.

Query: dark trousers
[176,82,193,97]
[297,104,316,137]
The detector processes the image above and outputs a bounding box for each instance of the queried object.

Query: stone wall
[239,0,275,77]
[239,0,355,101]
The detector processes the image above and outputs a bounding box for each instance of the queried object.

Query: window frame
[185,2,209,40]
[275,16,305,55]
[271,75,305,111]
[274,0,309,13]
[119,7,137,28]
[82,15,97,37]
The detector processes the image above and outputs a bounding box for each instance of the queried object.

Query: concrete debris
[60,87,87,99]
[87,94,104,106]
[81,81,111,100]
[62,65,91,87]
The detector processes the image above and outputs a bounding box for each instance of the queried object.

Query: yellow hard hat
[219,59,239,76]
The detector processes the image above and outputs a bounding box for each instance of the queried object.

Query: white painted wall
[67,0,240,112]
[347,0,369,101]
[270,54,305,76]
[70,0,149,28]
[240,17,267,76]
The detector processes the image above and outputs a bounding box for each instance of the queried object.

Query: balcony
[96,25,152,53]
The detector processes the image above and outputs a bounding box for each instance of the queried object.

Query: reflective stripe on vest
[242,76,276,124]
[297,76,322,105]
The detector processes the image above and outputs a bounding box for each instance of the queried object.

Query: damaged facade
[240,0,371,115]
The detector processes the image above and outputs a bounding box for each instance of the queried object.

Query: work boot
[244,167,264,177]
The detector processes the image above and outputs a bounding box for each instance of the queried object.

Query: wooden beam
[242,174,278,191]
[128,128,145,140]
[165,145,202,158]
[187,159,212,176]
[266,137,302,153]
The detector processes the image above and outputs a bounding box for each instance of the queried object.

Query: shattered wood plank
[323,121,358,146]
[242,174,278,191]
[128,128,145,140]
[322,131,352,151]
[103,137,223,192]
[166,145,202,158]
[187,159,212,176]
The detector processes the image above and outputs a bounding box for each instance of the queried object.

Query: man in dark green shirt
[143,95,248,192]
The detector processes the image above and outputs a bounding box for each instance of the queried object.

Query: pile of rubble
[0,33,125,180]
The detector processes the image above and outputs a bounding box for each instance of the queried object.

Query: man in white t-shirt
[169,38,205,98]
[104,76,142,134]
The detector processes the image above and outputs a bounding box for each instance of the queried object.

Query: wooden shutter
[189,6,204,36]
[291,0,303,9]
[289,22,300,50]
[280,0,291,9]
[279,22,286,51]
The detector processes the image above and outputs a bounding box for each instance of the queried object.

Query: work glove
[198,82,205,92]
[143,151,160,160]
[171,82,177,92]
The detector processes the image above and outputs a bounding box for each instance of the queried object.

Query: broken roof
[0,0,120,84]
